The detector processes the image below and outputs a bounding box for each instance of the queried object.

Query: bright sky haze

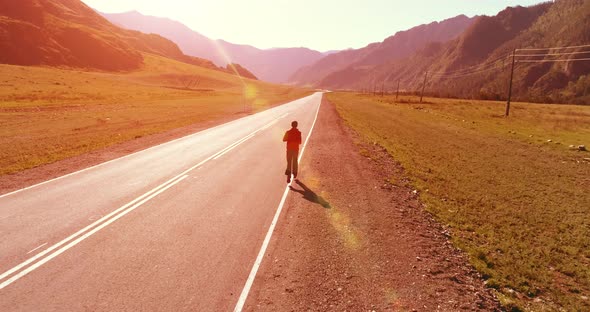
[83,0,546,51]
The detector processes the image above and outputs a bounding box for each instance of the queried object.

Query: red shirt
[283,128,302,151]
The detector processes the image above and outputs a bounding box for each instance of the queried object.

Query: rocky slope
[0,0,222,72]
[289,15,475,86]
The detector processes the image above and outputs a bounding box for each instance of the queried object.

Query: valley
[0,0,589,311]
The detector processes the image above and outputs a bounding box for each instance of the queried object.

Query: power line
[430,46,590,78]
[431,64,505,79]
[516,43,590,51]
[393,43,590,112]
[517,57,590,63]
[424,51,590,81]
[429,62,504,78]
[430,56,508,78]
[515,50,590,57]
[429,54,510,76]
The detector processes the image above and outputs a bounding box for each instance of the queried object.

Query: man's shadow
[289,180,331,209]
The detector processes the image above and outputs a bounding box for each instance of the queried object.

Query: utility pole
[396,79,400,101]
[506,49,517,117]
[420,71,428,103]
[381,80,385,97]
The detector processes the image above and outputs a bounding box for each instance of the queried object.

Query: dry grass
[328,92,590,311]
[0,54,311,175]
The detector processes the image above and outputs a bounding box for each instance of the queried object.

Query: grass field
[327,92,590,311]
[0,54,311,176]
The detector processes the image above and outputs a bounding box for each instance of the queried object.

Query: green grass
[328,92,590,311]
[0,54,311,176]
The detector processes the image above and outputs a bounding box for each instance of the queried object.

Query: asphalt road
[0,92,322,311]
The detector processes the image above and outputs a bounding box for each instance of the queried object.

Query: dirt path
[245,98,500,311]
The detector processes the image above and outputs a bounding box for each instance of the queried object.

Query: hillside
[289,15,475,86]
[313,1,590,104]
[0,0,221,72]
[0,0,141,70]
[101,11,326,82]
[225,63,257,80]
[101,11,219,64]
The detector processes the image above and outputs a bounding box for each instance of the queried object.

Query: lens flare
[384,288,406,310]
[327,206,362,250]
[244,83,258,99]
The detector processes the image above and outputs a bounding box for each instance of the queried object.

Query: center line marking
[213,134,256,160]
[26,243,47,255]
[0,111,293,290]
[0,173,187,285]
[0,175,188,290]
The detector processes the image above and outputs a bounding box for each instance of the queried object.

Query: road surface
[0,92,322,311]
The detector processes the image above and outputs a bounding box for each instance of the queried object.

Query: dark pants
[285,149,299,177]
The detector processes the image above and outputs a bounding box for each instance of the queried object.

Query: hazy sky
[82,0,546,51]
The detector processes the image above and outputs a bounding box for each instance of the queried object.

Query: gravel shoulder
[245,98,500,311]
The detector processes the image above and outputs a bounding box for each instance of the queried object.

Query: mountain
[0,0,246,75]
[289,14,475,86]
[316,0,590,104]
[101,11,326,83]
[0,0,141,70]
[225,63,257,80]
[322,50,341,56]
[101,11,219,65]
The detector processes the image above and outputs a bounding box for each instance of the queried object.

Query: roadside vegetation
[0,53,310,176]
[327,92,590,311]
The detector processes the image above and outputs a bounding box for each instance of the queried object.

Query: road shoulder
[245,97,500,311]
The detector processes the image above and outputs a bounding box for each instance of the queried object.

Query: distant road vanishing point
[0,92,322,311]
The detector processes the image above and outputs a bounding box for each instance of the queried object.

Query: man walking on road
[283,121,302,183]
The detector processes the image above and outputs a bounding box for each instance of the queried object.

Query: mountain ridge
[314,1,590,104]
[101,10,326,83]
[289,14,476,86]
[0,0,259,79]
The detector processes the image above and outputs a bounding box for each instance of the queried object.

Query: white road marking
[0,175,188,290]
[0,111,292,290]
[233,95,322,312]
[88,215,103,221]
[26,243,47,255]
[0,174,188,286]
[260,119,279,131]
[177,116,288,176]
[213,133,256,160]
